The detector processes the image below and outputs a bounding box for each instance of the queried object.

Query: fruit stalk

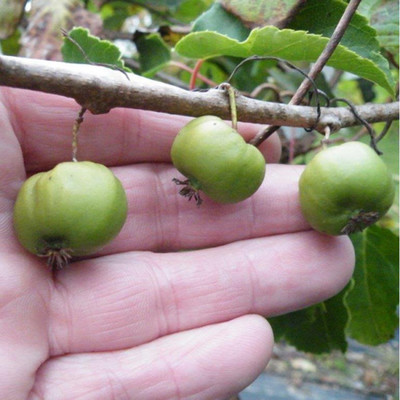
[72,107,87,162]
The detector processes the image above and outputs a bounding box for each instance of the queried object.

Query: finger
[3,87,281,172]
[90,164,308,253]
[47,231,354,355]
[31,315,273,400]
[0,91,25,213]
[0,254,49,400]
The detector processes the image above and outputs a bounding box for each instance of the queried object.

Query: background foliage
[0,0,398,355]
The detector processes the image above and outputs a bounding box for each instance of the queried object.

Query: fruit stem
[341,210,380,235]
[72,107,87,162]
[219,83,238,130]
[322,125,331,149]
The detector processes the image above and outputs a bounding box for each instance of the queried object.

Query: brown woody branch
[0,55,398,132]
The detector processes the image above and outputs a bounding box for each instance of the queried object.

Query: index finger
[2,87,282,172]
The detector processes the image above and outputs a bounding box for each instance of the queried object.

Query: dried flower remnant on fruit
[173,178,203,206]
[341,211,380,235]
[38,248,73,270]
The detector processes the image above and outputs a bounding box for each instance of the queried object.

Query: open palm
[0,87,354,400]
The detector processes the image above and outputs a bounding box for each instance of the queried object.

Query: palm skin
[0,86,354,400]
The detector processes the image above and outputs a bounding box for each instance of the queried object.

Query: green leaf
[192,2,250,41]
[269,288,349,354]
[175,26,395,96]
[135,33,171,76]
[61,27,130,71]
[345,226,399,345]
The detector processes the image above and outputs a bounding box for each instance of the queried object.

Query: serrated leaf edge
[175,26,395,96]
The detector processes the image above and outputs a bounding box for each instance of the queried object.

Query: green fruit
[171,115,266,204]
[299,141,395,235]
[13,161,128,268]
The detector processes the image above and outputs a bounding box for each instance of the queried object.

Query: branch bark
[0,55,398,132]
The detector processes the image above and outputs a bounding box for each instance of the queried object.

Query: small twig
[376,118,395,143]
[385,50,400,71]
[250,83,282,101]
[189,59,205,90]
[225,55,323,145]
[250,0,363,147]
[312,126,367,149]
[330,97,381,154]
[328,70,345,89]
[227,56,322,108]
[169,61,217,87]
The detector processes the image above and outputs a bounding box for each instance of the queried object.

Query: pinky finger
[29,315,273,400]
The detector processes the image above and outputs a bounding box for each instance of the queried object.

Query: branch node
[317,114,342,134]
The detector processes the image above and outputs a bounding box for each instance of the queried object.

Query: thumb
[0,89,26,238]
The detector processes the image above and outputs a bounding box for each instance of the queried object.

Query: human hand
[0,87,354,400]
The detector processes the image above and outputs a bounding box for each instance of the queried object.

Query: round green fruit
[171,115,266,204]
[13,161,128,268]
[299,141,395,235]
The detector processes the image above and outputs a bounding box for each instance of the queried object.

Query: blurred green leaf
[357,0,383,16]
[357,0,399,52]
[0,0,26,39]
[345,226,399,345]
[175,26,395,96]
[0,28,21,55]
[358,122,399,234]
[220,0,306,28]
[270,288,349,354]
[120,0,211,23]
[100,1,140,31]
[173,0,213,23]
[136,32,171,76]
[124,0,184,11]
[192,2,250,41]
[289,0,394,76]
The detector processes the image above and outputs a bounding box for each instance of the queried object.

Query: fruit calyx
[38,246,73,270]
[341,210,380,235]
[172,178,203,206]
